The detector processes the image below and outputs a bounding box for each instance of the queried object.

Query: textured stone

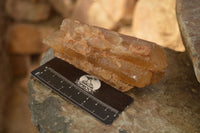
[176,0,200,82]
[72,0,135,29]
[6,0,51,22]
[6,24,50,54]
[40,48,54,66]
[44,19,167,91]
[29,48,200,133]
[49,0,75,17]
[132,0,185,52]
[10,55,30,76]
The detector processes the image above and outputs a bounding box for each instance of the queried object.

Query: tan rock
[72,0,113,29]
[44,19,167,91]
[118,26,133,36]
[97,0,136,24]
[6,0,51,22]
[132,0,185,52]
[7,24,45,54]
[72,0,135,29]
[38,15,63,38]
[10,55,30,76]
[49,0,75,17]
[6,24,55,54]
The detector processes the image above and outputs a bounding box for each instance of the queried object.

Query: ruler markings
[33,66,118,122]
[48,67,119,114]
[31,57,133,125]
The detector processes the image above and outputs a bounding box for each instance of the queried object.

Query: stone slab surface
[29,48,200,133]
[176,0,200,82]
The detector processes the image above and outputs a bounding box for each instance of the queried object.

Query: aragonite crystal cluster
[43,19,167,91]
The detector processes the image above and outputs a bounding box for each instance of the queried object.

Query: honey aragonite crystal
[43,19,167,92]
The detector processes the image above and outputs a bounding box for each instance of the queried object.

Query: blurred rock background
[0,0,188,132]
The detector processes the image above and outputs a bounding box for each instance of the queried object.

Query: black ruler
[31,57,134,125]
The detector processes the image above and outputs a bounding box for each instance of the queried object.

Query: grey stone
[176,0,200,82]
[40,48,55,65]
[29,48,200,133]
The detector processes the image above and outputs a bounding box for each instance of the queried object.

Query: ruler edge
[34,57,134,111]
[47,67,119,114]
[30,57,134,125]
[31,74,119,125]
[50,57,134,110]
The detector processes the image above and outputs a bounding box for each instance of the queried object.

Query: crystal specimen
[43,19,167,91]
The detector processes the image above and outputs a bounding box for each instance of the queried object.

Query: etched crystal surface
[43,19,167,91]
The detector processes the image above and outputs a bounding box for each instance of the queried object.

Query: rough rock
[43,19,167,91]
[6,24,51,54]
[29,48,200,133]
[96,0,136,24]
[5,0,51,22]
[72,0,135,29]
[176,0,200,82]
[49,0,76,17]
[132,0,185,52]
[72,0,114,29]
[10,55,30,76]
